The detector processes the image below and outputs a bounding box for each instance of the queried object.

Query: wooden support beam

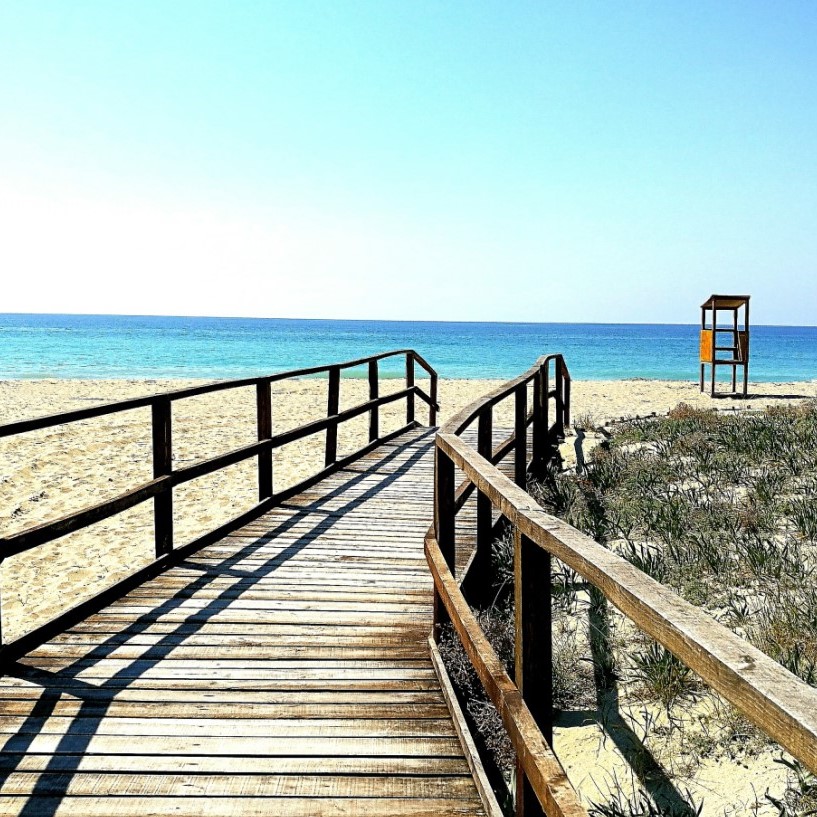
[515,526,553,817]
[433,447,456,636]
[406,354,416,425]
[744,299,750,397]
[463,408,494,603]
[561,360,570,430]
[514,384,527,488]
[554,361,564,440]
[368,359,379,442]
[429,371,438,427]
[325,366,340,467]
[532,368,546,473]
[256,379,273,501]
[514,528,553,744]
[151,397,173,557]
[709,308,718,397]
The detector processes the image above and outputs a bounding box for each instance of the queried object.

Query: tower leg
[710,310,717,396]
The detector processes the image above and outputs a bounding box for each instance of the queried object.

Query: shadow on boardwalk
[0,430,437,817]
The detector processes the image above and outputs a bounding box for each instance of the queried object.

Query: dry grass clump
[589,789,703,817]
[530,400,817,813]
[440,401,817,813]
[601,402,817,683]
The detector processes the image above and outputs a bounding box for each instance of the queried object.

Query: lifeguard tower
[699,294,750,397]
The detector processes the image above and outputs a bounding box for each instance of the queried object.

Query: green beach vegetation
[442,400,817,815]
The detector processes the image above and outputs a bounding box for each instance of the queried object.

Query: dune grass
[442,400,817,815]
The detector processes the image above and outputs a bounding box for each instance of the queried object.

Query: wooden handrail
[0,386,437,560]
[430,353,574,816]
[0,350,439,652]
[429,353,817,816]
[427,530,585,817]
[0,348,437,439]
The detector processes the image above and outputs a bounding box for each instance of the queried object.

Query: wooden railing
[0,349,438,657]
[427,354,817,816]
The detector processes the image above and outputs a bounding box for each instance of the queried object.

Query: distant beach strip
[1,313,816,381]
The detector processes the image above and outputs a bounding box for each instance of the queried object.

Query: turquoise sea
[1,313,815,382]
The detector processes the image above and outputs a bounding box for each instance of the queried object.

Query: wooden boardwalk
[0,427,489,816]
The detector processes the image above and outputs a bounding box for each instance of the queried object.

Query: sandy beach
[2,375,817,642]
[2,374,817,812]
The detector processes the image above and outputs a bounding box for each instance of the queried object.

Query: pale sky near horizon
[1,2,815,325]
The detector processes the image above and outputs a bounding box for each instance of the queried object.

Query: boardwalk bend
[2,350,817,816]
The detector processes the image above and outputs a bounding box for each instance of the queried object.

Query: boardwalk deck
[0,427,490,817]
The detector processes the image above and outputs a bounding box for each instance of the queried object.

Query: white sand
[3,375,815,639]
[2,375,816,812]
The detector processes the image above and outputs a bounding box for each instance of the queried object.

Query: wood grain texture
[433,352,817,800]
[0,350,438,561]
[0,428,488,817]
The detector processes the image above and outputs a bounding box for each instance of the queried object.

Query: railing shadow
[0,428,435,816]
[583,596,699,815]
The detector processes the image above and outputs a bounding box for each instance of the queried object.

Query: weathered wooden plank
[0,426,491,816]
[0,734,466,757]
[18,659,435,675]
[0,754,471,775]
[0,715,458,738]
[0,772,480,798]
[0,699,451,719]
[0,677,443,692]
[78,610,429,626]
[0,797,485,817]
[110,591,429,607]
[43,631,429,648]
[58,622,431,637]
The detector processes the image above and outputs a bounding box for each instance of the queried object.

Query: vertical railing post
[369,359,379,442]
[406,353,415,426]
[561,357,571,431]
[477,409,493,549]
[433,445,456,636]
[152,397,173,557]
[514,527,552,817]
[461,408,494,602]
[514,383,527,488]
[429,370,438,427]
[554,358,565,440]
[544,361,551,449]
[256,378,273,501]
[532,367,546,474]
[325,366,340,467]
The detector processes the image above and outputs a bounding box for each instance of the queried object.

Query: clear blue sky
[1,1,815,324]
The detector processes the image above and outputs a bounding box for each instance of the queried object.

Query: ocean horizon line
[3,312,817,331]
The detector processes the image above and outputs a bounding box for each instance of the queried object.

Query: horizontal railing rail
[429,354,582,817]
[427,354,817,816]
[0,349,438,656]
[0,349,438,438]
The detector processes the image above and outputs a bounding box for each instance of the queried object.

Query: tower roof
[701,294,750,309]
